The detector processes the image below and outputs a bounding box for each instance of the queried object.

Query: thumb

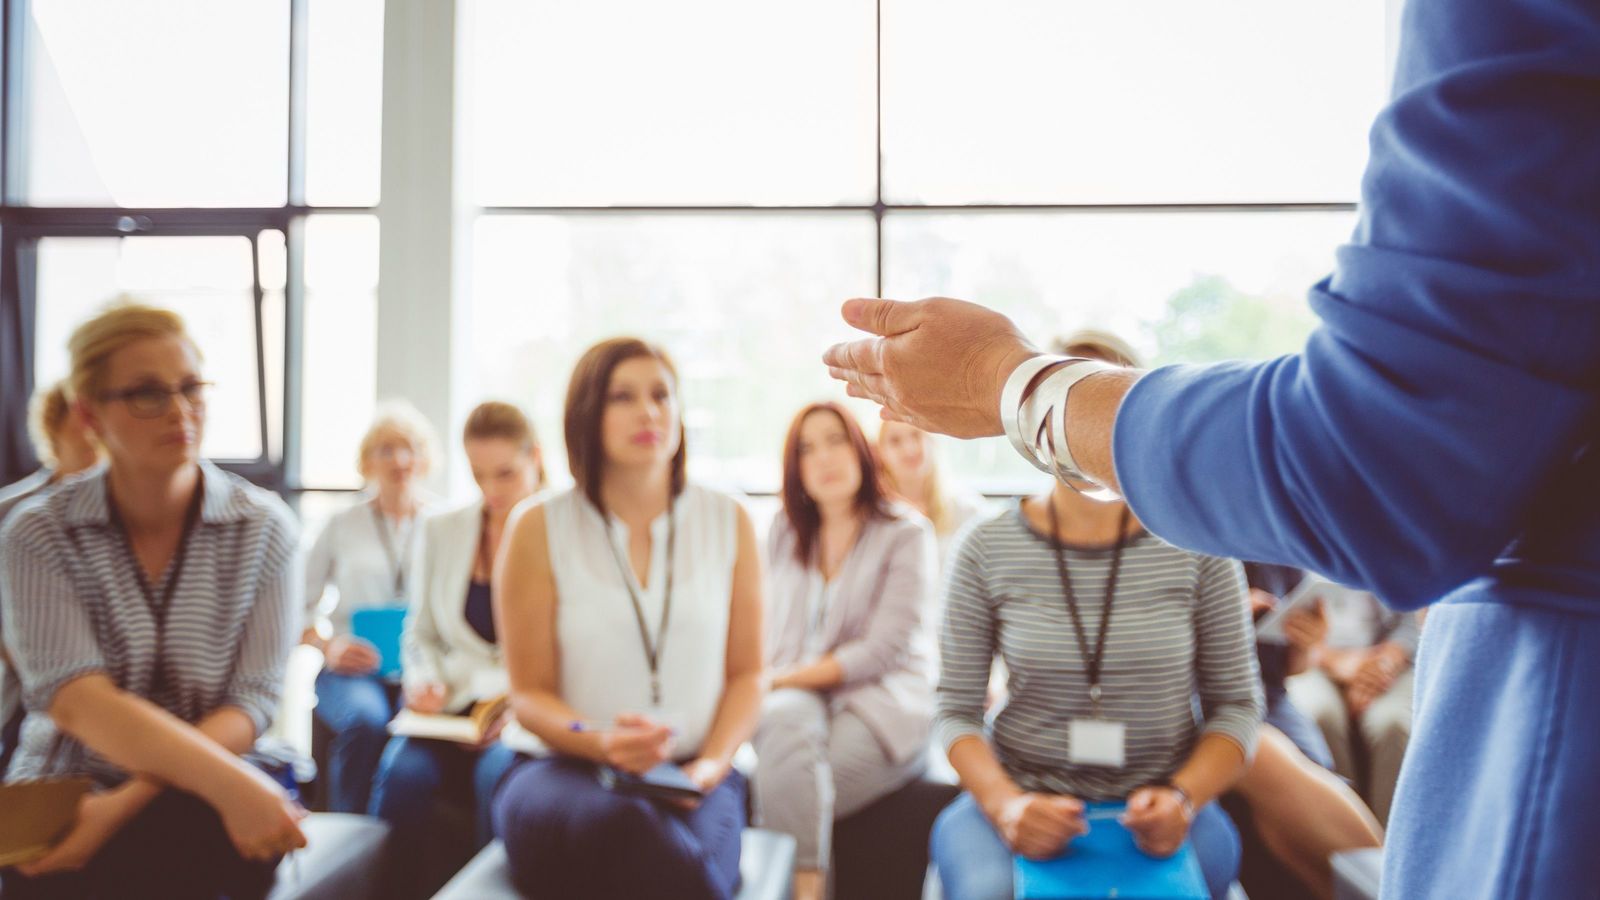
[841,298,921,337]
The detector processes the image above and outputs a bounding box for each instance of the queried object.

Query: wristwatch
[1000,354,1118,487]
[1150,781,1196,821]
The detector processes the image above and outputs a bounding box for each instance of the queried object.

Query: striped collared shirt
[0,460,301,785]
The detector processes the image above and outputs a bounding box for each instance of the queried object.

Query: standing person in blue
[301,402,437,813]
[492,337,765,900]
[367,401,546,899]
[822,0,1600,893]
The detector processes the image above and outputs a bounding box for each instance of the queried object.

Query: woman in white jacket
[368,401,546,900]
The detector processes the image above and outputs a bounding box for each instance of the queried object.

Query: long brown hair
[463,400,547,488]
[781,401,892,565]
[564,337,687,511]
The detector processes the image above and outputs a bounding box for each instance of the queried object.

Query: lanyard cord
[604,500,677,707]
[1046,498,1131,714]
[370,501,410,598]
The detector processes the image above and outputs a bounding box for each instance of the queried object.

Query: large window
[462,0,1388,493]
[2,0,383,492]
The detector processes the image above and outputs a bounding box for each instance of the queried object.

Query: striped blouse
[935,504,1263,800]
[0,461,301,785]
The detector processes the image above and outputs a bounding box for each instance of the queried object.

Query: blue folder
[351,607,407,680]
[1013,802,1209,900]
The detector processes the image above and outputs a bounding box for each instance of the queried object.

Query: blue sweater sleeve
[1112,0,1600,610]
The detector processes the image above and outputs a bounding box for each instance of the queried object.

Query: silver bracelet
[1001,355,1116,486]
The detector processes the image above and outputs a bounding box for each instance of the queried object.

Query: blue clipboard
[1013,802,1209,900]
[350,607,407,680]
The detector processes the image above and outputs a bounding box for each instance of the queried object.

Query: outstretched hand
[822,297,1041,439]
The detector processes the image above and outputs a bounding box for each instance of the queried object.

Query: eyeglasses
[99,381,212,419]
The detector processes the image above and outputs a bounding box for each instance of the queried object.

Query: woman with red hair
[753,401,937,900]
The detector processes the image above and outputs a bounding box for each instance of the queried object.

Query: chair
[268,813,391,900]
[432,828,797,900]
[1331,848,1383,900]
[832,777,960,900]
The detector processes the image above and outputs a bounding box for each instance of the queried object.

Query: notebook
[1013,802,1209,900]
[597,762,705,804]
[389,694,509,744]
[351,607,407,680]
[0,777,94,868]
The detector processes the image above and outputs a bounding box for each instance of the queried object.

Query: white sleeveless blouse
[505,483,740,759]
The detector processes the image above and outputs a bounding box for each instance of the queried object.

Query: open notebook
[389,694,509,744]
[0,777,93,868]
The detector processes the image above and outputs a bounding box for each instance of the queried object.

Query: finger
[821,337,886,377]
[839,297,922,338]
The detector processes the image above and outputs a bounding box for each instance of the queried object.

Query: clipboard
[1254,574,1337,644]
[597,762,704,804]
[0,777,94,868]
[1013,802,1209,900]
[351,607,407,680]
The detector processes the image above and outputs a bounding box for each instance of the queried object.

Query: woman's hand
[1346,643,1408,714]
[1283,599,1328,651]
[215,766,309,862]
[404,682,448,714]
[1122,786,1193,858]
[668,757,732,810]
[16,787,142,876]
[599,713,675,775]
[990,791,1087,860]
[323,635,381,676]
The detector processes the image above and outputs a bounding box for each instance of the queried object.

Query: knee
[756,690,828,750]
[1361,712,1411,752]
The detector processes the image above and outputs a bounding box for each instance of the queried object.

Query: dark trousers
[368,736,518,900]
[0,789,278,900]
[312,670,399,814]
[492,755,746,900]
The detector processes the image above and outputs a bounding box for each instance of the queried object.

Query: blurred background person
[875,420,988,565]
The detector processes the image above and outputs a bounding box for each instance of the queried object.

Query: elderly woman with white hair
[302,401,438,813]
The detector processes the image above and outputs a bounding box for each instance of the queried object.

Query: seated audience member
[0,303,304,899]
[1,380,102,774]
[876,420,989,565]
[492,338,764,900]
[930,332,1263,900]
[1244,563,1335,770]
[302,402,437,813]
[1287,584,1420,826]
[368,401,546,899]
[754,402,937,900]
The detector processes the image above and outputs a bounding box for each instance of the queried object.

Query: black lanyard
[1046,498,1131,716]
[106,476,204,696]
[370,502,410,599]
[604,502,677,708]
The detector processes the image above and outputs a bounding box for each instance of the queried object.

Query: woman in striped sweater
[930,336,1263,900]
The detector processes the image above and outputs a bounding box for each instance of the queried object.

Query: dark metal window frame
[0,0,374,494]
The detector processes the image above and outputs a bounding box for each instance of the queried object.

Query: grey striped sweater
[936,504,1263,800]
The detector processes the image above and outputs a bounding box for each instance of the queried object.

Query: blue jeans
[369,736,517,899]
[493,755,747,900]
[313,670,398,813]
[931,791,1240,900]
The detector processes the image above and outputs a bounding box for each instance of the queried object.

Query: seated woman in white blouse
[301,402,437,813]
[0,303,304,899]
[754,401,937,900]
[368,401,546,899]
[493,337,764,900]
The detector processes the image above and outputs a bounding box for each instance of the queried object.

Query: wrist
[1149,780,1196,820]
[977,781,1023,822]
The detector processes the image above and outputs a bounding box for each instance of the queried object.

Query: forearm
[109,705,260,821]
[948,735,1024,819]
[510,689,607,762]
[697,670,763,767]
[49,676,258,809]
[1170,733,1248,809]
[772,656,843,692]
[1062,368,1141,495]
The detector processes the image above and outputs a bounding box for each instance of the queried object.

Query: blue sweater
[1113,0,1599,614]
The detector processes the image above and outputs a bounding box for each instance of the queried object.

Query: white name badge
[1068,719,1127,768]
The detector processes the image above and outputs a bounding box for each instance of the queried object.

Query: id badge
[1068,718,1126,768]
